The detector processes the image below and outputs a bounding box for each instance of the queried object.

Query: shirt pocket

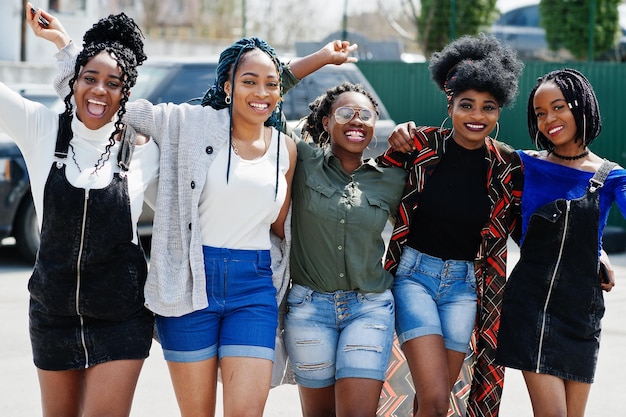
[303,176,338,217]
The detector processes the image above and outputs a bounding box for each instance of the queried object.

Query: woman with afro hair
[9,5,159,416]
[383,34,524,417]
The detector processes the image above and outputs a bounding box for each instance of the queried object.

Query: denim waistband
[402,246,474,278]
[202,245,270,262]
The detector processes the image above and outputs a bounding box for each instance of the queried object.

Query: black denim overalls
[497,161,615,383]
[28,114,153,371]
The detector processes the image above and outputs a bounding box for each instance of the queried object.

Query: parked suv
[491,2,626,61]
[0,85,62,262]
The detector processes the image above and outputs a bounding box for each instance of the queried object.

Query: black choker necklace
[549,149,589,161]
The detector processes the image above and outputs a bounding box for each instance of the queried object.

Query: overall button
[206,146,213,154]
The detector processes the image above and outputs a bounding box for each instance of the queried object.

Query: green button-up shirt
[290,139,407,293]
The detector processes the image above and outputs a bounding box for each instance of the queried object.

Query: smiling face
[224,48,281,126]
[323,91,376,157]
[533,80,580,150]
[73,51,125,130]
[449,89,501,149]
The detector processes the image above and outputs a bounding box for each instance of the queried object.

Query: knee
[416,395,450,417]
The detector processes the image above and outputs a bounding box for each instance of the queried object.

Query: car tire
[14,197,40,263]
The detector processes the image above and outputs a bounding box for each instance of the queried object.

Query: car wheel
[14,197,40,263]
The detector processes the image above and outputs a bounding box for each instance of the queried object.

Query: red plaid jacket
[378,126,524,417]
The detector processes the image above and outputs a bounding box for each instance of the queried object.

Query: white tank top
[199,128,289,249]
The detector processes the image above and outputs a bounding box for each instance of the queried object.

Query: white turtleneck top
[0,82,159,243]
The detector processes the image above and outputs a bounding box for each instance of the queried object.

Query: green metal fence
[357,60,626,227]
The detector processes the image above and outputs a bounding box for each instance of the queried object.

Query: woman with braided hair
[283,82,406,416]
[5,6,158,416]
[496,68,626,417]
[31,6,359,416]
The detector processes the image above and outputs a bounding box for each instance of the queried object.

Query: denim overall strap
[117,124,137,173]
[588,160,616,193]
[53,113,72,160]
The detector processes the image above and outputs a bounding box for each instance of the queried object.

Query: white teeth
[467,123,485,129]
[549,126,562,134]
[250,103,268,109]
[88,99,106,106]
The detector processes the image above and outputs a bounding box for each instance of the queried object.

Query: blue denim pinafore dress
[28,114,153,371]
[496,161,615,383]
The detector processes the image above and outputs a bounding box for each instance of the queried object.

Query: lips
[465,122,486,132]
[548,125,564,136]
[86,99,107,117]
[344,128,366,142]
[250,102,270,113]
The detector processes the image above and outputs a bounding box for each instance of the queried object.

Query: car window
[496,5,540,27]
[133,64,217,105]
[282,65,391,122]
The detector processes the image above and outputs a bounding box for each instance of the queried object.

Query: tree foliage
[416,0,498,56]
[540,0,622,60]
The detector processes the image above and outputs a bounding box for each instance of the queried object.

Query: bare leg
[82,359,145,417]
[167,357,219,417]
[37,368,84,417]
[335,377,384,417]
[522,371,591,417]
[298,385,336,417]
[220,356,272,417]
[402,335,451,417]
[37,358,144,417]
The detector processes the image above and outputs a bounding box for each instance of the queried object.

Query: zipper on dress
[535,199,570,373]
[76,189,90,369]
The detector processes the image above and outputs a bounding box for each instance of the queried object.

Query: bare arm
[287,40,358,80]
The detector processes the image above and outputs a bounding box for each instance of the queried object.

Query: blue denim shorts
[155,246,278,363]
[393,246,477,353]
[283,284,395,388]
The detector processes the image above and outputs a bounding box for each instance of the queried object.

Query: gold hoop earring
[439,116,454,139]
[225,94,231,105]
[319,130,329,146]
[366,135,378,151]
[492,122,500,141]
[534,131,541,150]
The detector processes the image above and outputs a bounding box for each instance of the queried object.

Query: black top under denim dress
[28,115,153,371]
[496,161,615,383]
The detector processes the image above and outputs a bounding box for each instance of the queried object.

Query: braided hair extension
[527,68,602,151]
[301,82,380,148]
[429,33,523,108]
[201,38,284,199]
[61,13,146,173]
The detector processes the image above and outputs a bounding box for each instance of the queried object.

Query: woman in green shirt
[284,82,407,416]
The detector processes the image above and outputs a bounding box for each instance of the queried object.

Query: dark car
[491,2,626,61]
[0,85,63,262]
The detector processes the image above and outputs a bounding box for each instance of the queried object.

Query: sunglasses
[333,107,377,126]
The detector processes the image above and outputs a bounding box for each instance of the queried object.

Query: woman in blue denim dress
[17,9,159,416]
[496,69,626,417]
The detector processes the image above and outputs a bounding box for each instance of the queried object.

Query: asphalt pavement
[1,239,624,416]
